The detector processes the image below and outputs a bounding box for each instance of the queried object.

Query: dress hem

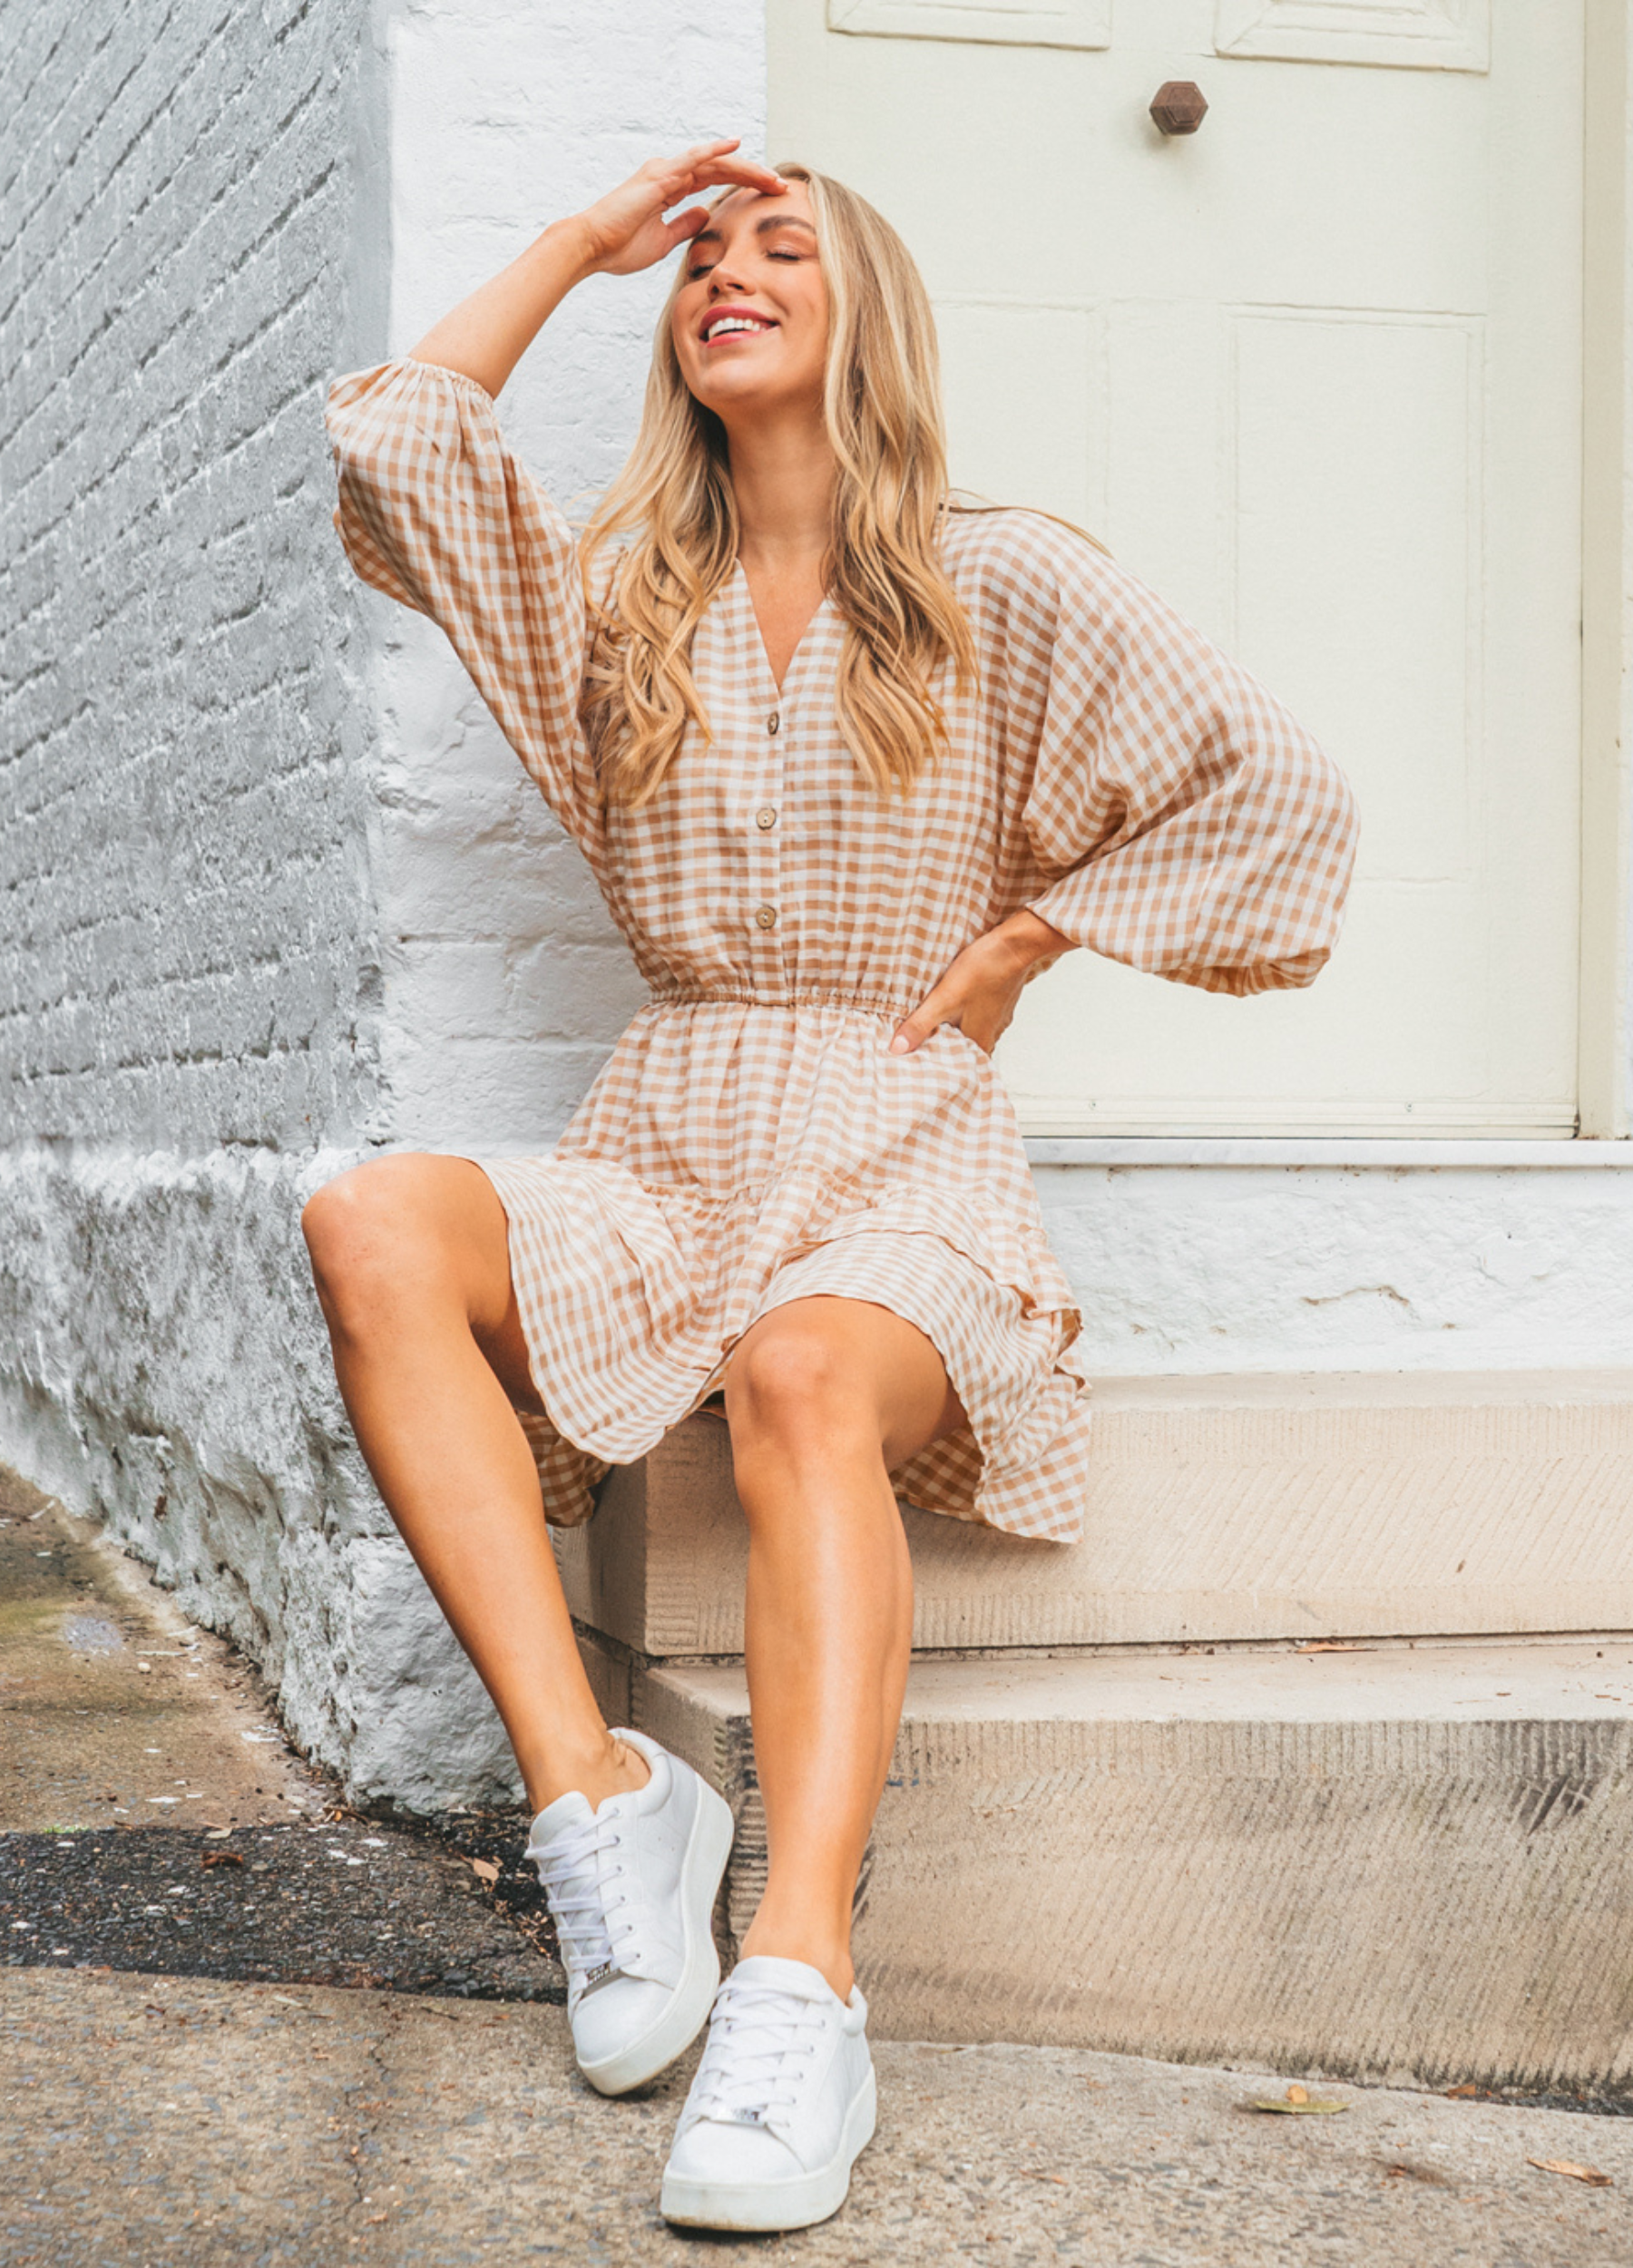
[473,1145,1091,1544]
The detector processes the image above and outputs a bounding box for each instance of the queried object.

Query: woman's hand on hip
[576,141,787,278]
[890,911,1075,1058]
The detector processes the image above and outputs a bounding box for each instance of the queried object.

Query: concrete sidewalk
[4,1466,1630,2264]
[6,1967,1631,2266]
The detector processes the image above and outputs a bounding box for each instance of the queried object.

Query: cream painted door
[770,0,1584,1135]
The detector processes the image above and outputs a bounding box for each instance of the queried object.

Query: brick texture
[0,0,382,1152]
[375,0,768,1150]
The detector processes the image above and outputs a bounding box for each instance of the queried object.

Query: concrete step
[555,1371,1633,1654]
[631,1637,1633,2090]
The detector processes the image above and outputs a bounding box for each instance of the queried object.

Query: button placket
[749,699,786,973]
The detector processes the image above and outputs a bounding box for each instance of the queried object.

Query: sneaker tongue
[528,1788,595,1846]
[728,1955,837,2004]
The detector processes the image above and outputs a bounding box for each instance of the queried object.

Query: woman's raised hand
[576,140,787,278]
[407,139,785,400]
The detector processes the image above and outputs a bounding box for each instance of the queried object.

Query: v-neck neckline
[730,560,835,703]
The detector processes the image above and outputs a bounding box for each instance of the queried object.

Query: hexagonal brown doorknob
[1150,81,1208,136]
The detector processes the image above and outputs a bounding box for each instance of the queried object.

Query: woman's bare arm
[407,138,787,399]
[407,220,600,400]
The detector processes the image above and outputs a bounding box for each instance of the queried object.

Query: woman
[311,141,1356,2231]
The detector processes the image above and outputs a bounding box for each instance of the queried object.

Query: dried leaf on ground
[200,1851,243,1869]
[1444,2082,1481,2098]
[1296,1642,1374,1656]
[1528,2157,1613,2187]
[469,1858,500,1885]
[1248,2085,1350,2116]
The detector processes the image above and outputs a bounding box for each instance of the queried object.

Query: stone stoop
[632,1639,1633,2092]
[556,1370,1633,1653]
[556,1371,1633,2087]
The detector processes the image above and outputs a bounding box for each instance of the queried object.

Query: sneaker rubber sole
[659,2064,877,2231]
[575,1775,735,2097]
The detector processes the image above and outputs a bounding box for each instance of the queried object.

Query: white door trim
[1578,0,1633,1137]
[1025,1136,1633,1167]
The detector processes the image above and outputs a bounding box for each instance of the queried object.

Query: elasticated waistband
[645,984,914,1019]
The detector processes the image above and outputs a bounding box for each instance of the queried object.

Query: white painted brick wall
[372,0,768,1151]
[1040,1165,1633,1375]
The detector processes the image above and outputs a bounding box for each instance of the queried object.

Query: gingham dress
[326,358,1357,1542]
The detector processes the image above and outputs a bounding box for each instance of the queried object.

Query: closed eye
[688,251,802,279]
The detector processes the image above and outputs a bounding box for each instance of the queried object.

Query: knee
[728,1324,865,1454]
[299,1154,445,1318]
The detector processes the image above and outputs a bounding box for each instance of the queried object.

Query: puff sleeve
[1020,540,1358,996]
[325,358,599,844]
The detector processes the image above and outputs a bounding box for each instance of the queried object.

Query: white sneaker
[660,1955,877,2231]
[524,1728,734,2096]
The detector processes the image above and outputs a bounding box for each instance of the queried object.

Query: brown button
[768,711,780,736]
[754,904,778,931]
[756,806,778,831]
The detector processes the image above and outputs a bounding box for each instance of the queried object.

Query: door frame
[1579,0,1633,1137]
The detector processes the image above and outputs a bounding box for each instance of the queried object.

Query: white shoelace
[692,1978,827,2126]
[533,1814,636,1987]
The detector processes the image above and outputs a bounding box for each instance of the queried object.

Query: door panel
[935,301,1102,532]
[1228,310,1478,888]
[1214,0,1491,73]
[775,0,1582,1134]
[830,0,1112,47]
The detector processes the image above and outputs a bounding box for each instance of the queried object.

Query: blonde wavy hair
[579,162,979,806]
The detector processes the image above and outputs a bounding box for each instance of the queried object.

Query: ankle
[524,1730,650,1816]
[739,1919,854,2001]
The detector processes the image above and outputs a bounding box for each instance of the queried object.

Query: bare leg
[300,1154,646,1813]
[724,1296,963,1999]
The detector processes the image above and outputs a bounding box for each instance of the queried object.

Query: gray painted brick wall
[1,0,382,1152]
[0,0,448,1802]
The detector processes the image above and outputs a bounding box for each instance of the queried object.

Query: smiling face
[670,181,829,428]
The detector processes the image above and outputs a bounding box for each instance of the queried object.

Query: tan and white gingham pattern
[327,359,1357,1541]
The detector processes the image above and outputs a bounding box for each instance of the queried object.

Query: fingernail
[889,1033,910,1054]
